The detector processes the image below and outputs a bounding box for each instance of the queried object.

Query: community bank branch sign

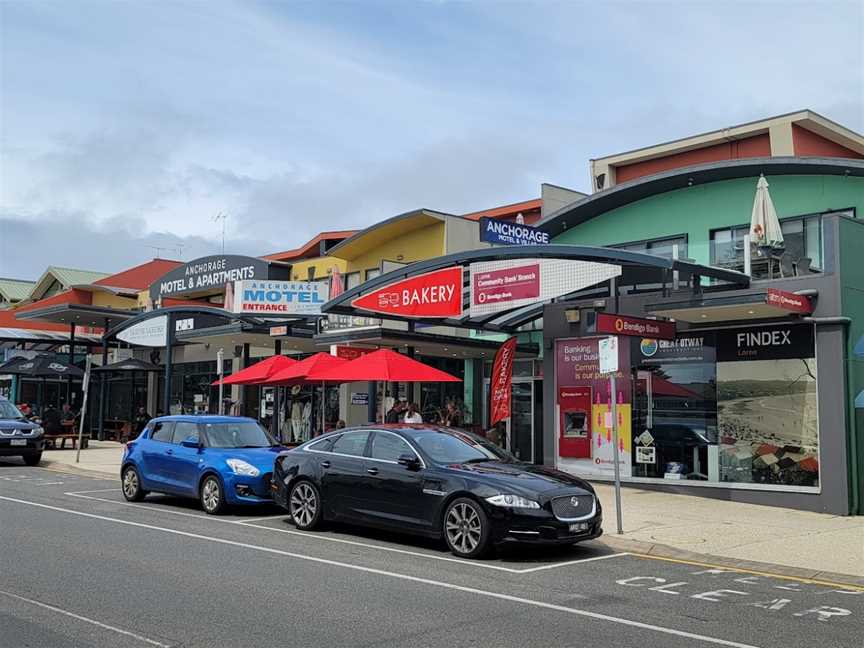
[150,255,290,300]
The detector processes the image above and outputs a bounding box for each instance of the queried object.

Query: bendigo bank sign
[351,267,463,318]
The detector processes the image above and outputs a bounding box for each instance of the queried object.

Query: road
[1,461,861,648]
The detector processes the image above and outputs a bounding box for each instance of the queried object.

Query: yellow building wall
[91,293,139,309]
[289,257,348,282]
[342,223,445,274]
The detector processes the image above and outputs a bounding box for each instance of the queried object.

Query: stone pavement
[39,441,864,583]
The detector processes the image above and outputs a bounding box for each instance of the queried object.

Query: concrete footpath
[39,441,864,585]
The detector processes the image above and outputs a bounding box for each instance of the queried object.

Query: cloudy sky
[1,1,861,279]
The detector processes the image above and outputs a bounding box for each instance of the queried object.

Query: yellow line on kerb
[628,552,864,591]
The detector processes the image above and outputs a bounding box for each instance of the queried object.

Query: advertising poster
[716,323,819,487]
[556,338,632,478]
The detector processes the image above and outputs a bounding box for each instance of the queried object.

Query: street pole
[217,348,224,415]
[75,356,92,464]
[610,366,623,535]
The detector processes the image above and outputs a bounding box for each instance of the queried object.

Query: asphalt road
[1,461,861,648]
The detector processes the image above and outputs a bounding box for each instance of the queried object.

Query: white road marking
[66,489,623,575]
[0,494,762,648]
[0,588,171,647]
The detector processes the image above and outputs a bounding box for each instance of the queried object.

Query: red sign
[472,263,540,307]
[489,337,517,427]
[766,288,812,314]
[595,313,676,340]
[351,267,463,318]
[334,346,372,361]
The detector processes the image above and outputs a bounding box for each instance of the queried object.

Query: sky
[1,0,862,279]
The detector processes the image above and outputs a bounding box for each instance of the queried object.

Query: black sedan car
[272,425,602,558]
[0,398,45,466]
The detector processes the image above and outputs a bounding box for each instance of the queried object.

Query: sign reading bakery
[150,255,290,300]
[351,267,463,318]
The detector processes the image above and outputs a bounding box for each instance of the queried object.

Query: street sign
[598,336,618,374]
[594,313,676,340]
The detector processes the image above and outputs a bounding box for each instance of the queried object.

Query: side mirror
[181,436,200,448]
[397,453,420,470]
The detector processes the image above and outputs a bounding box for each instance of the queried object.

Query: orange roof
[0,309,74,333]
[462,198,542,222]
[264,231,358,262]
[93,258,183,291]
[15,289,93,314]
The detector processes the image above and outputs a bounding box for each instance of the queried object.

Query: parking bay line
[66,489,625,575]
[0,588,170,648]
[0,495,762,648]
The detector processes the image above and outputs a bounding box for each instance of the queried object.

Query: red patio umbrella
[211,354,298,386]
[263,352,349,385]
[313,348,462,423]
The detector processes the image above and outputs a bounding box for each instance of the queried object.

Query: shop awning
[646,288,813,323]
[14,303,134,329]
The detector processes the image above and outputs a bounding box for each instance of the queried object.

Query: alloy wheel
[290,482,317,528]
[202,478,221,513]
[122,469,138,498]
[445,502,482,554]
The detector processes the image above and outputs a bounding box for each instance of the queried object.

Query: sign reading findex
[595,313,676,340]
[480,217,550,247]
[351,267,463,318]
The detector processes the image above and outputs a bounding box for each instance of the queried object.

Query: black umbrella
[0,355,84,377]
[92,358,162,372]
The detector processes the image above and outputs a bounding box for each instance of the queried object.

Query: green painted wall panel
[553,175,864,265]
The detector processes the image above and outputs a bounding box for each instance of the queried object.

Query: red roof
[462,198,542,222]
[0,309,76,333]
[264,231,358,262]
[93,259,183,291]
[15,289,93,314]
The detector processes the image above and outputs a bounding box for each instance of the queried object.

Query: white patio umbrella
[750,175,784,249]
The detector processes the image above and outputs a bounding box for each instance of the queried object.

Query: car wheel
[200,475,227,515]
[23,452,42,467]
[443,497,491,559]
[289,480,322,531]
[121,466,146,502]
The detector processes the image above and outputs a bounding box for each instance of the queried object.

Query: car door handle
[366,467,379,475]
[320,461,330,469]
[166,449,173,455]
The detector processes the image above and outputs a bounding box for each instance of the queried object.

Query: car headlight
[32,427,44,436]
[226,459,260,477]
[485,494,540,509]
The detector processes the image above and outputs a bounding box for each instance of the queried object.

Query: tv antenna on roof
[213,212,228,254]
[145,243,184,260]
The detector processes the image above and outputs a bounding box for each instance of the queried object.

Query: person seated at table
[133,406,151,438]
[42,404,62,436]
[61,403,77,422]
[403,403,423,424]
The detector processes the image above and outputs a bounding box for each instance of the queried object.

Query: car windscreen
[202,421,276,448]
[0,400,24,420]
[412,429,514,465]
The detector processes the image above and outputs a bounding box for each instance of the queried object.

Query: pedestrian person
[404,403,423,424]
[133,406,152,437]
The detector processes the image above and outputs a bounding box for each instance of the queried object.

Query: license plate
[569,522,589,533]
[10,439,27,446]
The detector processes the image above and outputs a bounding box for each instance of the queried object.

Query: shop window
[345,272,361,290]
[614,236,688,260]
[365,268,381,281]
[709,210,845,277]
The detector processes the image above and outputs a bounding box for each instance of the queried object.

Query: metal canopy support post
[407,346,416,405]
[610,365,623,535]
[368,381,377,424]
[98,319,108,441]
[68,323,75,407]
[273,339,281,440]
[163,313,173,415]
[242,343,250,418]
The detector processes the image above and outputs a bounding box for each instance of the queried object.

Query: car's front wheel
[121,466,146,502]
[289,480,322,530]
[443,497,491,559]
[200,475,227,515]
[23,452,42,467]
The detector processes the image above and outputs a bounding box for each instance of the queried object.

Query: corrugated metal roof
[48,266,110,287]
[0,278,36,302]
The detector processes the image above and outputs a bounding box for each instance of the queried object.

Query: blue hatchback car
[120,415,285,514]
